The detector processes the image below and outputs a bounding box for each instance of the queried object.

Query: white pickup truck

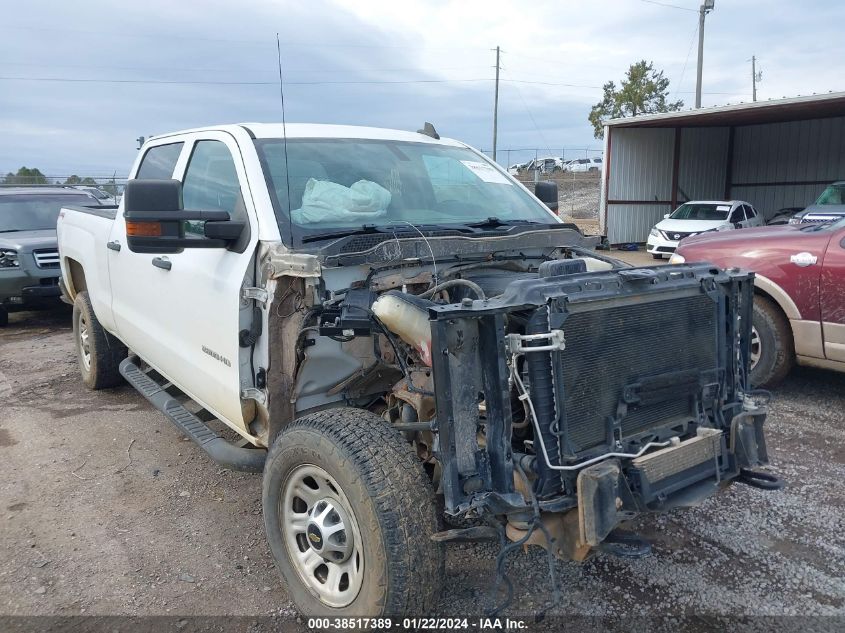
[57,122,775,618]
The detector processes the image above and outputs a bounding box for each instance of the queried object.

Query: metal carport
[598,92,845,244]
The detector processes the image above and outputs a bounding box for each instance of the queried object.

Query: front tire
[651,253,663,260]
[0,306,7,327]
[263,408,443,617]
[749,295,794,388]
[72,291,127,389]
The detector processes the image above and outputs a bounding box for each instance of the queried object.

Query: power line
[0,61,493,75]
[492,46,500,162]
[0,74,748,95]
[0,76,493,86]
[0,74,607,91]
[0,24,484,50]
[672,21,700,101]
[639,0,697,12]
[511,81,555,160]
[502,79,601,89]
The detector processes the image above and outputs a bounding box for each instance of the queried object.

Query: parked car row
[507,156,603,175]
[642,179,845,388]
[648,180,845,260]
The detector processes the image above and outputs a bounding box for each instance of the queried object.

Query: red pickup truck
[673,218,845,387]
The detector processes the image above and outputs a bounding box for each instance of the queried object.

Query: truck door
[820,228,845,362]
[108,139,184,354]
[109,133,259,433]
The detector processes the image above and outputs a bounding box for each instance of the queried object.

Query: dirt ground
[1,306,844,620]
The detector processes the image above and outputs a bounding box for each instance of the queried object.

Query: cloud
[0,0,842,175]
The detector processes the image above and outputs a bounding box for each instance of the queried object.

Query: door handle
[151,257,172,271]
[106,240,121,252]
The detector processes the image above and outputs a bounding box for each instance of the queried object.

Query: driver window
[182,140,242,236]
[729,206,746,224]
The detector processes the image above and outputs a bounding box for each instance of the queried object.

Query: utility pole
[695,0,715,108]
[492,46,500,163]
[751,55,762,102]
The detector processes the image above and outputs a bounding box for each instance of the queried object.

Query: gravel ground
[1,307,844,623]
[515,172,601,220]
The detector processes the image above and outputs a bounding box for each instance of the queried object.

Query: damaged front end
[259,226,777,565]
[427,262,775,559]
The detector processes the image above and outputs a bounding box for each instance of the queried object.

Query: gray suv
[789,181,845,224]
[0,187,101,326]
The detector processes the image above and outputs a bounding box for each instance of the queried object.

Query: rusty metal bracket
[241,286,269,305]
[240,387,267,407]
[266,248,321,279]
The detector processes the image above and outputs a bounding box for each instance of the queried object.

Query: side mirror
[123,179,243,253]
[534,180,559,213]
[664,213,671,219]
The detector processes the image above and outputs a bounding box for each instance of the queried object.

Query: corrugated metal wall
[602,114,845,243]
[607,203,669,243]
[606,128,674,243]
[678,127,729,201]
[608,128,674,201]
[730,116,845,216]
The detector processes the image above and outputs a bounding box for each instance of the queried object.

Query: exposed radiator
[557,294,719,451]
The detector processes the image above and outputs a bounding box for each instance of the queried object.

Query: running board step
[119,358,266,473]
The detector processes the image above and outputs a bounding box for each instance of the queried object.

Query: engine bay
[263,229,770,561]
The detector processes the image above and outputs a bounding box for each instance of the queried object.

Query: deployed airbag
[291,178,392,224]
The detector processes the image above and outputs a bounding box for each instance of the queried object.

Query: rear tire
[750,295,794,388]
[0,306,7,327]
[72,291,126,389]
[262,408,443,617]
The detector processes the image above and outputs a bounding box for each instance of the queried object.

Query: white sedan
[647,200,764,259]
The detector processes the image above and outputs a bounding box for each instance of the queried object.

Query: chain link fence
[1,175,128,194]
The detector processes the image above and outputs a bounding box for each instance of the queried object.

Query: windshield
[814,184,845,206]
[669,203,730,221]
[254,139,556,243]
[0,193,97,232]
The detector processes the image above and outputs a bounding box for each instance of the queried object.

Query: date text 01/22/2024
[306,618,528,630]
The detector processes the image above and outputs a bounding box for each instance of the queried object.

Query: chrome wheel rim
[280,464,364,608]
[750,325,761,370]
[78,312,91,371]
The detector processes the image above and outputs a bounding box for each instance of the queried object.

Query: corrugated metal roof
[605,92,845,129]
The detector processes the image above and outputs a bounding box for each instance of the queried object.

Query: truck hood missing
[304,225,600,266]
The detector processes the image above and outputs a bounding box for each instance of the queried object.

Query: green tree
[63,175,97,186]
[3,166,48,185]
[588,60,683,139]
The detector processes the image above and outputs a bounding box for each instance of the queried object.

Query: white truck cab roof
[150,122,467,147]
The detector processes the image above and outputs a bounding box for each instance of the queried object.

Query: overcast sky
[1,0,843,178]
